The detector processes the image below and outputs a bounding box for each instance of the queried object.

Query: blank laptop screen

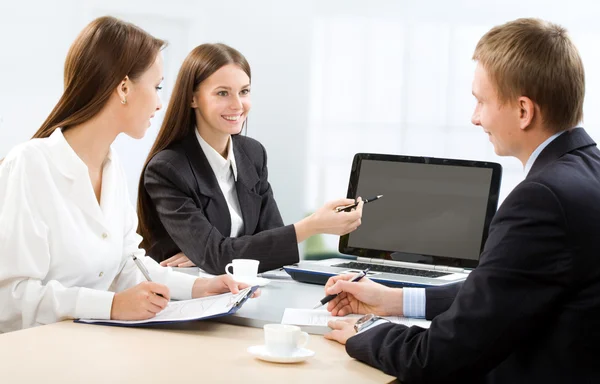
[344,158,498,263]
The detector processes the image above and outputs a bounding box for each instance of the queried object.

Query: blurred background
[1,0,599,257]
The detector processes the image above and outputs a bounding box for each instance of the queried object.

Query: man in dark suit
[323,18,600,383]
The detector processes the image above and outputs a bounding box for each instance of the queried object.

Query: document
[281,308,431,329]
[77,287,257,326]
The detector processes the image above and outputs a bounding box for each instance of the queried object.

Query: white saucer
[234,276,270,287]
[247,345,315,363]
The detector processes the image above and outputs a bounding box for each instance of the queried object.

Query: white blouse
[0,129,197,333]
[195,129,244,237]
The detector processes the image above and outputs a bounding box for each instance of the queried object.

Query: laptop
[284,153,502,287]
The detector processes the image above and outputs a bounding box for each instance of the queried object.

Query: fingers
[146,299,165,314]
[327,198,357,210]
[324,320,354,345]
[166,255,188,267]
[160,253,185,266]
[325,274,354,291]
[221,275,240,294]
[178,260,196,267]
[328,319,350,330]
[148,291,169,310]
[326,276,363,296]
[146,282,171,301]
[326,294,345,313]
[331,295,354,316]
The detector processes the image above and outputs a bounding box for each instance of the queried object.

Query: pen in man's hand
[336,195,383,212]
[132,255,165,298]
[313,268,370,309]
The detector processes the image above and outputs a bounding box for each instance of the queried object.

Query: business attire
[346,128,600,383]
[0,129,198,333]
[143,129,299,275]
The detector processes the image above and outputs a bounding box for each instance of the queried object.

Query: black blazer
[346,128,600,383]
[143,130,299,274]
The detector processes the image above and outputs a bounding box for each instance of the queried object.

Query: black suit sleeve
[346,181,573,383]
[144,158,299,274]
[425,282,462,320]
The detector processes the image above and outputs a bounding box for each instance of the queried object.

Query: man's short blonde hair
[474,18,585,132]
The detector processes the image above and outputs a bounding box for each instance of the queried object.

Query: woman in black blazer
[137,43,362,275]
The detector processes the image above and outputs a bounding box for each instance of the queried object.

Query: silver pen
[131,255,165,298]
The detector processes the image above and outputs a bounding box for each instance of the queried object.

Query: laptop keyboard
[332,262,451,278]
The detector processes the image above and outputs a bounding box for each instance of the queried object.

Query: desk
[0,272,397,383]
[0,320,396,383]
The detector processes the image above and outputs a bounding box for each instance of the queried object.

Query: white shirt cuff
[143,257,197,300]
[75,287,115,320]
[403,287,426,318]
[164,270,198,300]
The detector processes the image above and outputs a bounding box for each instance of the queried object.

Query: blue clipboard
[75,285,258,327]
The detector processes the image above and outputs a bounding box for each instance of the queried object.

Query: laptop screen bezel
[338,153,502,269]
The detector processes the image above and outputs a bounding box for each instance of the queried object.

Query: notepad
[281,308,431,330]
[76,286,257,326]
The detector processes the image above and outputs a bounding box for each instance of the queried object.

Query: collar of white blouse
[44,128,117,228]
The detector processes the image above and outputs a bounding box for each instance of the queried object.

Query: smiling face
[119,53,164,139]
[471,63,522,157]
[192,64,251,143]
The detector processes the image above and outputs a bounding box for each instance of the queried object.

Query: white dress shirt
[400,130,567,321]
[0,128,197,333]
[195,129,244,237]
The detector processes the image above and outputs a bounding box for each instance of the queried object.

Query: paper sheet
[78,287,253,325]
[281,308,431,329]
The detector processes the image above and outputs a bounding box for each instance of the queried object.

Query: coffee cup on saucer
[225,259,270,286]
[247,324,314,363]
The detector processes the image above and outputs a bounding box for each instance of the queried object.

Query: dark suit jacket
[346,128,600,383]
[143,131,299,274]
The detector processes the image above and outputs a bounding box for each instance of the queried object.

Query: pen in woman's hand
[313,268,370,309]
[336,195,383,212]
[132,255,165,298]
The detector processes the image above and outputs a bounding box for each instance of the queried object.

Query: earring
[121,98,127,105]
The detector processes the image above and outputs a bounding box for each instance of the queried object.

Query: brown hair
[137,43,251,250]
[473,18,585,132]
[31,16,165,139]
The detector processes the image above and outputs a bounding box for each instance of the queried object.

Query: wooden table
[0,320,396,383]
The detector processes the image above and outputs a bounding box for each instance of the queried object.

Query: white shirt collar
[47,128,114,179]
[523,131,565,176]
[194,129,238,181]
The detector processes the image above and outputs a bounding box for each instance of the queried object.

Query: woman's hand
[295,198,364,242]
[111,282,170,320]
[191,275,261,298]
[160,252,196,267]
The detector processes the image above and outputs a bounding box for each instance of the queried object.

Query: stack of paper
[281,308,431,334]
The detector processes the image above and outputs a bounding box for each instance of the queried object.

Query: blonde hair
[473,18,585,132]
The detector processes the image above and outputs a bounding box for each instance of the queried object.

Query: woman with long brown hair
[138,43,363,276]
[0,17,255,333]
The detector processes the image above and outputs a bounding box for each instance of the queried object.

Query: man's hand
[325,274,403,317]
[192,275,261,298]
[324,318,358,345]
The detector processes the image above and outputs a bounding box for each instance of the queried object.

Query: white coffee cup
[263,324,309,356]
[225,259,260,280]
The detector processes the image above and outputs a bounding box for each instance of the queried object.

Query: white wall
[2,0,600,253]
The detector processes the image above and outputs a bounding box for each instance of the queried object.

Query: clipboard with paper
[75,286,258,327]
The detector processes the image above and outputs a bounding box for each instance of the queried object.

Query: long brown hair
[31,16,165,139]
[137,43,251,250]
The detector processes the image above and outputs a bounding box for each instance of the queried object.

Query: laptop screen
[339,154,502,269]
